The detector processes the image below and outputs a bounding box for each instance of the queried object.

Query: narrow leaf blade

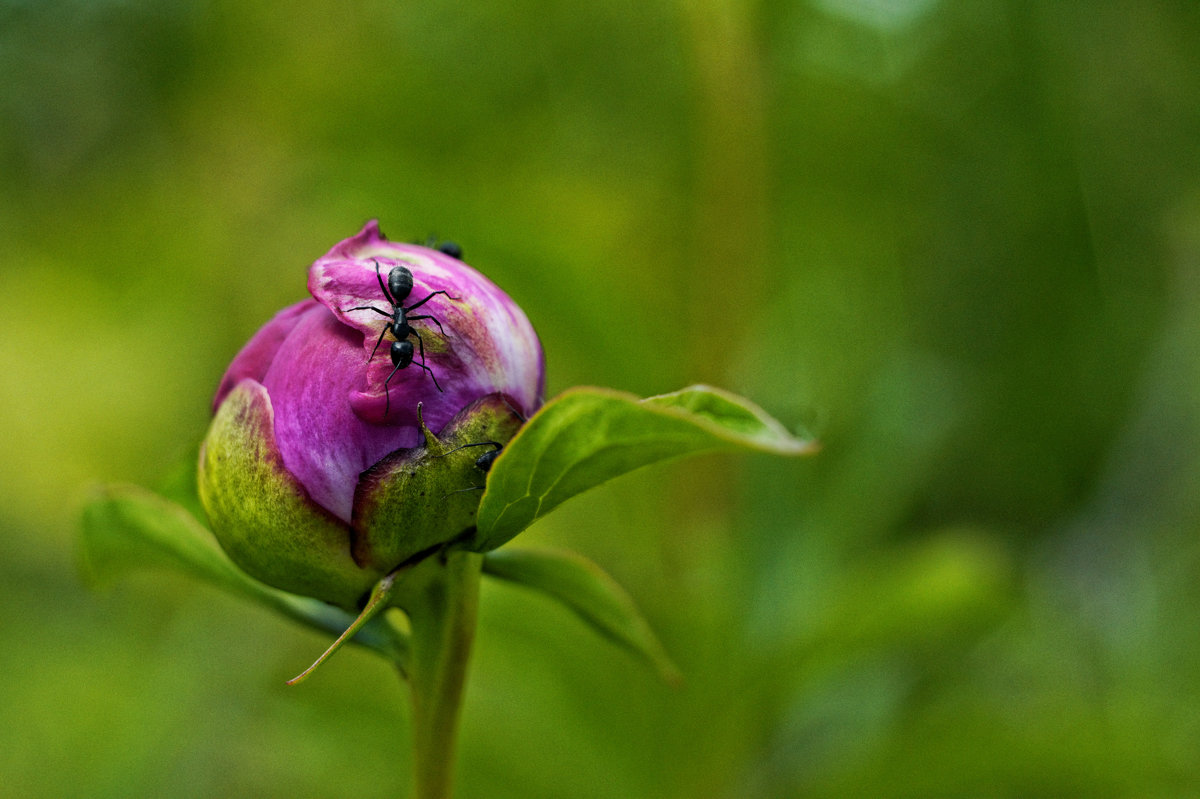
[80,484,408,664]
[483,547,681,684]
[474,385,816,549]
[82,483,247,587]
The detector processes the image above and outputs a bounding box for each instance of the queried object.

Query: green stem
[400,549,483,799]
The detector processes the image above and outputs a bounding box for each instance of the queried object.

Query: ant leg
[381,349,442,408]
[373,259,396,305]
[500,395,528,423]
[416,359,443,392]
[382,361,405,419]
[407,330,444,392]
[406,313,446,336]
[438,441,501,458]
[343,304,391,318]
[409,328,428,366]
[340,304,396,362]
[367,325,389,362]
[443,485,485,499]
[404,290,458,313]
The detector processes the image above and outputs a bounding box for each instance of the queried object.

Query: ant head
[436,241,463,260]
[387,265,414,303]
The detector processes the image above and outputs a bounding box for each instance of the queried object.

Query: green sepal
[474,385,817,550]
[79,483,410,666]
[287,568,403,685]
[198,381,378,610]
[352,394,525,572]
[483,547,681,684]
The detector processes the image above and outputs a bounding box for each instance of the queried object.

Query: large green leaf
[473,385,816,550]
[80,484,409,666]
[483,547,681,683]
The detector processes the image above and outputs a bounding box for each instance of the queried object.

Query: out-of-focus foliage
[2,0,1198,796]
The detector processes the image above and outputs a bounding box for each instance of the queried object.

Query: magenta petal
[262,303,419,523]
[322,218,390,260]
[213,300,317,413]
[198,378,375,609]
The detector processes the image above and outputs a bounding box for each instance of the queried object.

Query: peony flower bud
[198,221,544,609]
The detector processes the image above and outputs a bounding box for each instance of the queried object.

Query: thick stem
[400,549,483,799]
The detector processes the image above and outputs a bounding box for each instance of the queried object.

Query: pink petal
[261,302,418,523]
[212,300,316,413]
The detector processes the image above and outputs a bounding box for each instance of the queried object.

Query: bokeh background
[3,1,1200,796]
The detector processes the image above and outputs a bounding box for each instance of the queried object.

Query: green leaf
[473,385,816,549]
[482,547,681,684]
[153,445,205,525]
[80,484,409,666]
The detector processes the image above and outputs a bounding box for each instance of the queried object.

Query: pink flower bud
[199,221,544,608]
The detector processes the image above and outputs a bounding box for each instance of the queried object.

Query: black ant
[416,236,464,260]
[345,260,458,416]
[443,441,502,472]
[438,441,503,497]
[437,398,525,494]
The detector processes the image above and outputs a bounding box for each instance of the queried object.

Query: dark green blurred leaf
[473,385,816,549]
[80,484,409,666]
[153,446,205,523]
[482,547,680,684]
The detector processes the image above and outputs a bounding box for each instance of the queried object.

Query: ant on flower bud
[415,236,464,260]
[442,441,503,473]
[437,441,503,497]
[344,260,459,417]
[436,398,523,495]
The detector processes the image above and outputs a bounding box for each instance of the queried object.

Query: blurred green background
[3,0,1199,796]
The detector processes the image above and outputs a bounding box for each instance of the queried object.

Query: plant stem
[401,549,483,799]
